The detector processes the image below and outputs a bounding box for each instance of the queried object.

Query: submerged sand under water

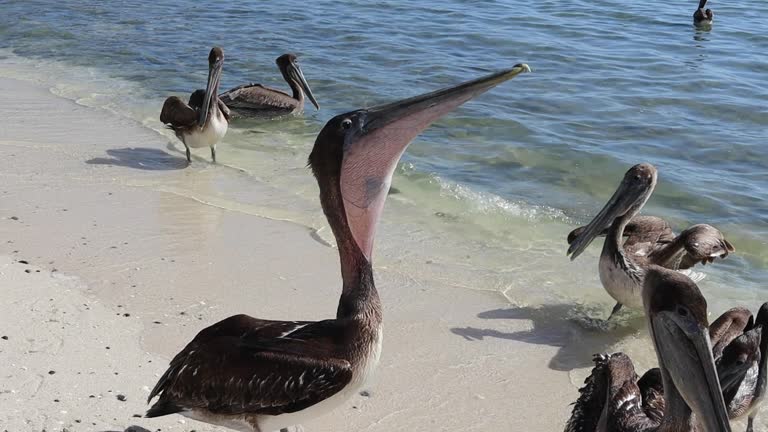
[0,73,759,431]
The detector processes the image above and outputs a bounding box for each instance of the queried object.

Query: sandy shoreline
[0,76,583,431]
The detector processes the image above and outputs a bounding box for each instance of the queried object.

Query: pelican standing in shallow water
[694,0,714,26]
[145,64,531,432]
[564,266,732,432]
[219,54,320,119]
[160,47,230,163]
[567,163,734,319]
[712,304,768,432]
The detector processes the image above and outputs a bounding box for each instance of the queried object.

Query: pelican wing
[637,368,665,424]
[220,83,298,114]
[565,353,659,432]
[146,314,353,418]
[160,96,198,130]
[567,216,674,249]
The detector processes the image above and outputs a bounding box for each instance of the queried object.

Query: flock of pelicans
[146,1,761,432]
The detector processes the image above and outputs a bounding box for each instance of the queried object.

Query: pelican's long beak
[652,312,732,432]
[289,61,320,110]
[199,58,223,127]
[568,181,643,260]
[339,64,531,259]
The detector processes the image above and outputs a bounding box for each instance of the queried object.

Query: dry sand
[0,77,578,431]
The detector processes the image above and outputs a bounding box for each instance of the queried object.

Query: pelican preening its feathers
[220,53,320,119]
[694,0,714,26]
[160,47,230,163]
[711,304,768,432]
[565,267,732,432]
[146,64,531,431]
[567,163,734,320]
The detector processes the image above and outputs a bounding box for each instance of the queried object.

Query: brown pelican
[567,163,734,319]
[145,64,531,431]
[564,266,732,432]
[219,54,320,119]
[714,304,768,432]
[160,47,230,163]
[694,0,714,26]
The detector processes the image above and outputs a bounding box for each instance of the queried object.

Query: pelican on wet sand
[219,54,320,119]
[160,47,230,163]
[694,0,714,26]
[713,304,768,432]
[567,163,734,319]
[145,64,531,432]
[564,266,732,432]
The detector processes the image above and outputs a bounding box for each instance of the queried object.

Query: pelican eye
[677,306,688,317]
[341,119,353,130]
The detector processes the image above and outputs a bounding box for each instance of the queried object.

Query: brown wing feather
[160,96,197,129]
[637,368,665,423]
[565,353,659,432]
[220,83,299,115]
[147,314,353,417]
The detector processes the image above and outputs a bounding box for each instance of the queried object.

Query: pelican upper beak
[199,58,223,127]
[568,182,643,260]
[288,60,320,110]
[338,64,531,259]
[652,312,732,432]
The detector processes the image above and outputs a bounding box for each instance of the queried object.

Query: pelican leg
[211,145,217,163]
[184,144,191,163]
[746,415,754,432]
[607,302,623,321]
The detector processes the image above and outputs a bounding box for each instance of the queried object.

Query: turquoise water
[1,1,766,306]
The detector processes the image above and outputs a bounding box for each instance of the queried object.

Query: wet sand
[0,77,580,431]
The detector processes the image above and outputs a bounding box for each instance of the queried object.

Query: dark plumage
[694,0,714,26]
[565,267,732,432]
[220,53,319,119]
[714,303,768,432]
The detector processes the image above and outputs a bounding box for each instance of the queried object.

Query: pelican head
[567,163,657,260]
[199,47,224,127]
[277,53,320,110]
[643,266,732,432]
[309,64,531,261]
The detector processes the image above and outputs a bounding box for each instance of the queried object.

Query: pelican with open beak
[146,63,531,432]
[160,47,230,163]
[220,53,320,119]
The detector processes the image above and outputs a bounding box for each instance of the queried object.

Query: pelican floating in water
[160,47,230,163]
[694,0,714,26]
[564,266,732,432]
[712,304,768,432]
[567,163,734,319]
[219,53,320,119]
[145,64,531,432]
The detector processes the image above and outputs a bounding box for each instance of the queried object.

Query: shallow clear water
[1,1,766,322]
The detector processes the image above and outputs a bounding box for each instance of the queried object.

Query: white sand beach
[0,77,582,431]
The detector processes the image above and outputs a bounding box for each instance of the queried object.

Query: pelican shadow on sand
[86,147,188,170]
[450,303,645,371]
